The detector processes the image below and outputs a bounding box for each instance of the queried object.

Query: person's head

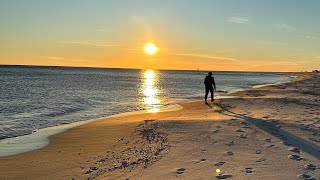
[208,72,213,76]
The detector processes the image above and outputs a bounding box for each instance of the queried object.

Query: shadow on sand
[219,109,320,160]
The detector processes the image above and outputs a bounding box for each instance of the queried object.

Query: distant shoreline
[0,64,300,73]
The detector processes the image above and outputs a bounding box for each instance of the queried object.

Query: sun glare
[144,43,158,55]
[141,69,160,113]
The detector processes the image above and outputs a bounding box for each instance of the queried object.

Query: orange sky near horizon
[0,50,309,72]
[0,37,308,72]
[0,41,305,72]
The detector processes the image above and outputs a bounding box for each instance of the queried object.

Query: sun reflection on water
[141,69,161,113]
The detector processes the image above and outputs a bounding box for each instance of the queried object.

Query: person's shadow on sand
[218,109,320,160]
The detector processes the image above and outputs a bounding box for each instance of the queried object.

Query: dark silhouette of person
[204,72,216,104]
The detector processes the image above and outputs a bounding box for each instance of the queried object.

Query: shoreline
[0,104,183,157]
[1,72,318,179]
[0,73,295,157]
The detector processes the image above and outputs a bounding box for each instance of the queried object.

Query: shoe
[205,101,209,105]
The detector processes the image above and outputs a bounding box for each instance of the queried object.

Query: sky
[0,0,319,72]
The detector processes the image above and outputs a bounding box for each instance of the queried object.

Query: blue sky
[1,0,319,71]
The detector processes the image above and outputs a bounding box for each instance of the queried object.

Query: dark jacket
[204,75,216,88]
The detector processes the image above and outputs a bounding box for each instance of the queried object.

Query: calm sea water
[0,65,292,140]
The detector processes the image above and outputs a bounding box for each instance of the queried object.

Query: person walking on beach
[204,72,216,104]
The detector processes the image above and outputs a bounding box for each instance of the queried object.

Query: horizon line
[0,63,304,73]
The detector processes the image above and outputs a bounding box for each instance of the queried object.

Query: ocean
[0,65,293,141]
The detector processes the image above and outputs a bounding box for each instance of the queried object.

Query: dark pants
[205,86,214,101]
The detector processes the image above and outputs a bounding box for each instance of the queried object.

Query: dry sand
[0,72,319,180]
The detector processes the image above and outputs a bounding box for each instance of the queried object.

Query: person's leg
[205,87,209,103]
[210,87,214,101]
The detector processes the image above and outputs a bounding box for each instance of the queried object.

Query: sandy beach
[0,72,319,180]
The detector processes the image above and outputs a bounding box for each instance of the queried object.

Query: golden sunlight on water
[141,69,161,113]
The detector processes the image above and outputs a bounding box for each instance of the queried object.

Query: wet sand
[0,72,319,180]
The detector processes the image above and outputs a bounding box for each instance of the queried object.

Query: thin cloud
[159,53,301,71]
[131,16,145,23]
[275,24,296,32]
[247,60,301,71]
[275,24,320,40]
[303,33,320,40]
[227,16,250,24]
[170,52,238,62]
[38,56,88,62]
[257,41,289,46]
[59,41,124,47]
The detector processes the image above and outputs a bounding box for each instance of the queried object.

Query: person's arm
[213,78,216,90]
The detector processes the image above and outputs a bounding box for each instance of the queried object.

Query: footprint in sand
[288,154,304,161]
[288,147,301,154]
[266,144,276,148]
[242,125,251,129]
[305,164,317,171]
[84,170,93,174]
[226,151,234,156]
[241,122,251,129]
[201,158,207,161]
[245,167,253,173]
[309,137,320,142]
[240,134,247,139]
[236,129,245,133]
[227,140,235,146]
[297,173,316,180]
[176,168,186,175]
[214,161,226,166]
[256,158,266,163]
[216,174,233,179]
[191,159,206,164]
[265,138,272,142]
[212,129,220,133]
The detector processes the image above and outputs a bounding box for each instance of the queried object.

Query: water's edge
[0,74,295,157]
[0,104,182,157]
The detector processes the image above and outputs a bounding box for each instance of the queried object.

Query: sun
[144,43,158,55]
